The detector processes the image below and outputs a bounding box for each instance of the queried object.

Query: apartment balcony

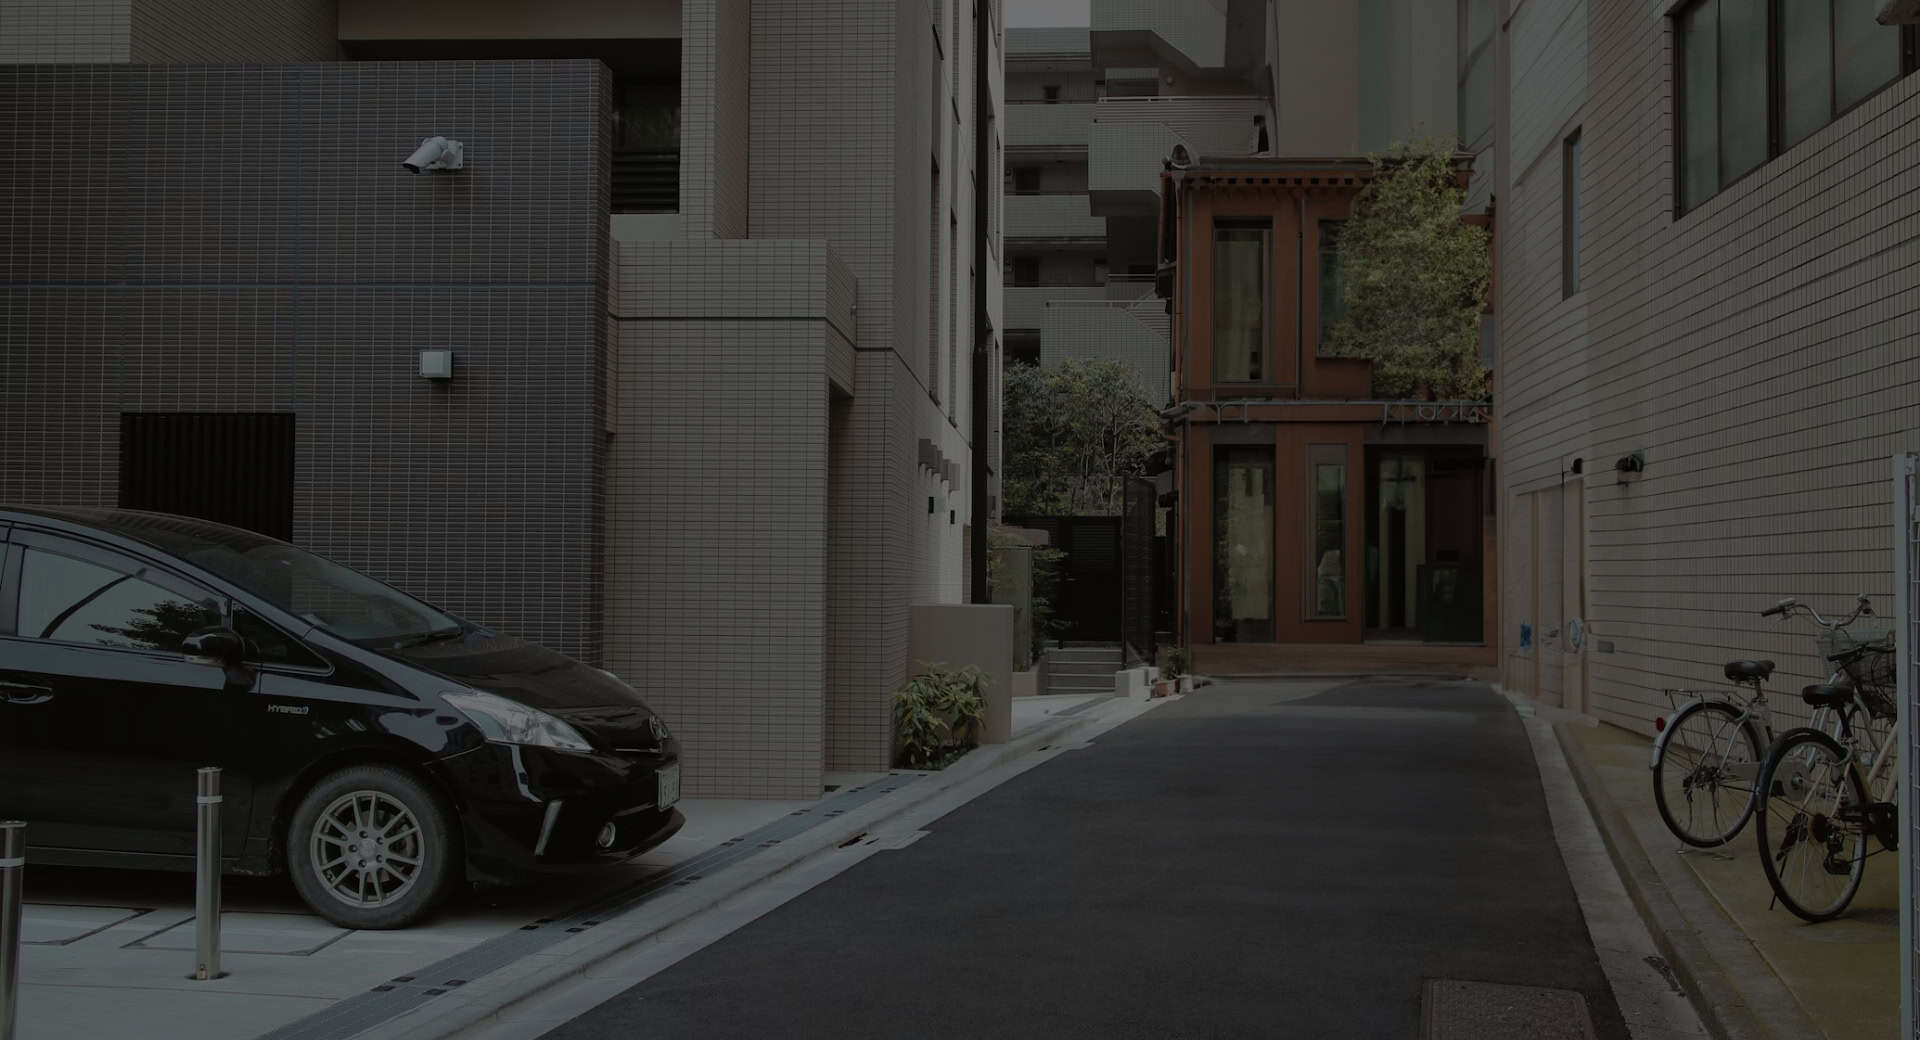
[1005,286,1107,330]
[1007,101,1093,152]
[1040,298,1172,402]
[1088,95,1269,215]
[1090,0,1226,76]
[1005,193,1106,243]
[1006,26,1091,59]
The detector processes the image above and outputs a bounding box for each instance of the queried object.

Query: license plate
[656,764,680,809]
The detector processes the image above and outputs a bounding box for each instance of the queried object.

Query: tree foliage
[1324,138,1492,400]
[1002,358,1162,517]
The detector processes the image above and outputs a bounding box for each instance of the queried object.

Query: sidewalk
[9,691,1130,1040]
[1554,718,1897,1040]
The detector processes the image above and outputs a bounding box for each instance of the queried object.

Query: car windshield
[100,515,460,646]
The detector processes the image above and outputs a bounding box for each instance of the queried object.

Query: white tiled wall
[1496,1,1920,736]
[0,0,131,62]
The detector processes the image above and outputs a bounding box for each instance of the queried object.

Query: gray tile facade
[0,61,613,662]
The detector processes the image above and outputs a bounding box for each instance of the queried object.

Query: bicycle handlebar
[1766,594,1873,630]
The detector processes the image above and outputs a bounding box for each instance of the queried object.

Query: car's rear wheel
[287,765,457,929]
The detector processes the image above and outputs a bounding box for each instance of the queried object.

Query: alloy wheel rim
[311,790,424,909]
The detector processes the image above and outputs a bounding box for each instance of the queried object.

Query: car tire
[286,765,458,930]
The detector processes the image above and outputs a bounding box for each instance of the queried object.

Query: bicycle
[1649,594,1875,849]
[1752,632,1899,922]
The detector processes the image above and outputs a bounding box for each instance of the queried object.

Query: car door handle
[0,679,54,705]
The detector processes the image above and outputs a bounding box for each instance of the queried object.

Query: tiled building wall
[0,0,130,62]
[0,61,612,662]
[1496,3,1920,735]
[679,0,751,239]
[606,240,839,798]
[130,0,339,62]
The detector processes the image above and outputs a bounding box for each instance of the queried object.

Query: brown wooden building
[1155,156,1498,675]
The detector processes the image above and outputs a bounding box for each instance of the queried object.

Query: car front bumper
[430,740,684,885]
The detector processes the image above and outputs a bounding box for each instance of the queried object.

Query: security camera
[402,136,464,174]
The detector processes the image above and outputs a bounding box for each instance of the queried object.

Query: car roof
[0,505,288,558]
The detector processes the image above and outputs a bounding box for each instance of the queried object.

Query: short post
[193,768,222,981]
[2,820,25,1040]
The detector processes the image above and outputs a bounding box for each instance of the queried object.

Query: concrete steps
[1042,644,1121,695]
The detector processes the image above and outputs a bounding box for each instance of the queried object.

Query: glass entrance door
[1213,446,1275,642]
[1369,456,1425,635]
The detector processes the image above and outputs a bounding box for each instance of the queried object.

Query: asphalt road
[540,680,1629,1039]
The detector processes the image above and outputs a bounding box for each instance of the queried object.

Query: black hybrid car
[0,507,682,929]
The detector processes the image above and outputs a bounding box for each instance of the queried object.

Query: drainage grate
[1421,979,1596,1040]
[255,775,919,1040]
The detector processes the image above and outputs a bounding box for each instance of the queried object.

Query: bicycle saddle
[1724,659,1776,682]
[1800,683,1854,709]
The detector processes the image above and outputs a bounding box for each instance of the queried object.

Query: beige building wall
[609,0,1002,793]
[1495,0,1920,735]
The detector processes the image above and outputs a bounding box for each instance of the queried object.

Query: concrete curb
[362,694,1151,1040]
[1550,722,1822,1040]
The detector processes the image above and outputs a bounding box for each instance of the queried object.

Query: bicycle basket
[1818,627,1897,720]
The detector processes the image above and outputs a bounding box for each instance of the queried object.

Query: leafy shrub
[1159,646,1190,681]
[893,661,988,768]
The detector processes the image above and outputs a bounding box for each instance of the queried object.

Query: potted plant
[892,661,988,769]
[1168,647,1193,693]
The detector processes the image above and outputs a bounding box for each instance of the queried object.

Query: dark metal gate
[1121,478,1157,667]
[1007,515,1120,645]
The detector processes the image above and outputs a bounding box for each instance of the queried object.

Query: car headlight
[443,690,593,753]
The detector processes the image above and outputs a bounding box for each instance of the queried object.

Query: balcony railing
[1005,193,1105,241]
[613,148,679,213]
[1005,285,1107,329]
[1006,101,1093,150]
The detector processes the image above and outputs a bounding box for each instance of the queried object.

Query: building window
[1457,0,1495,146]
[1316,220,1347,353]
[930,160,942,402]
[1562,130,1582,297]
[612,77,681,213]
[1010,166,1041,194]
[1043,84,1061,102]
[1212,221,1270,383]
[1675,0,1912,214]
[1213,446,1275,643]
[1010,256,1040,286]
[1308,446,1347,620]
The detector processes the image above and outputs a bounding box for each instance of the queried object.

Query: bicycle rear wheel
[1653,701,1762,847]
[1753,728,1867,922]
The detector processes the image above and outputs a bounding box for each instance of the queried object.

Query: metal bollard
[193,768,223,981]
[2,820,25,1040]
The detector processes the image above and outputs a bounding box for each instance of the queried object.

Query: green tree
[1002,358,1162,517]
[1324,138,1492,400]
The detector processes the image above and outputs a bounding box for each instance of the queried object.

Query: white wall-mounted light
[403,137,465,174]
[419,350,455,380]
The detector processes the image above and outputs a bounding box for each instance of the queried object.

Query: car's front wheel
[287,765,458,929]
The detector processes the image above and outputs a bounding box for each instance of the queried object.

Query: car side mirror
[183,627,246,667]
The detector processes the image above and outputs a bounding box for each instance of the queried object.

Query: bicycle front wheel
[1653,701,1763,847]
[1754,728,1868,922]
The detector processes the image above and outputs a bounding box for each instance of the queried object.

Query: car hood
[386,630,661,743]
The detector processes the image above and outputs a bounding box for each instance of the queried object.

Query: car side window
[232,608,327,669]
[16,546,220,653]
